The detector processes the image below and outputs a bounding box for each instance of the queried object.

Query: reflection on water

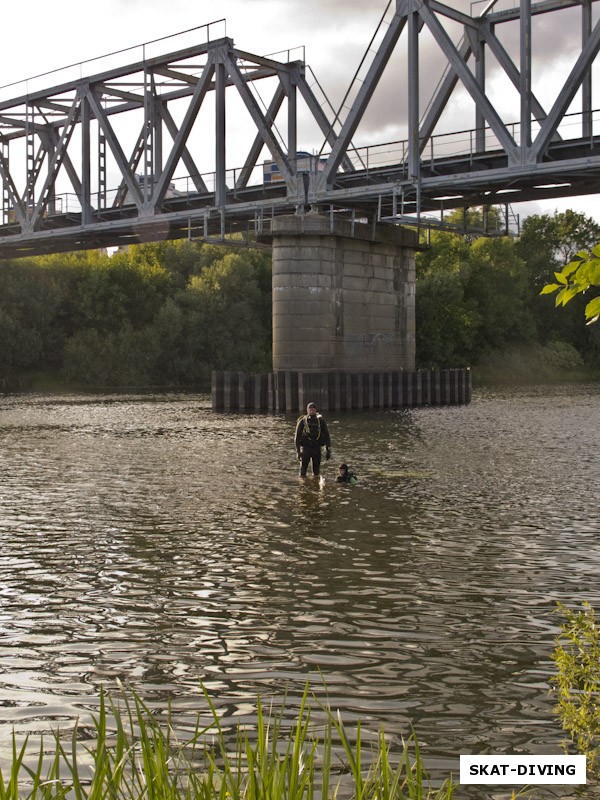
[0,385,599,796]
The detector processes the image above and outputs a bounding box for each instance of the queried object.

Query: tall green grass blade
[0,683,457,800]
[320,717,332,800]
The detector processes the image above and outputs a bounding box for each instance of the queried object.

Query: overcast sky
[3,0,600,224]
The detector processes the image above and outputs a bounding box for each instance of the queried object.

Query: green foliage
[0,685,456,800]
[71,253,172,332]
[517,212,600,355]
[62,325,160,388]
[450,206,509,240]
[416,228,533,367]
[415,269,480,368]
[463,237,535,352]
[0,260,70,386]
[551,602,600,776]
[0,241,272,390]
[541,245,600,324]
[185,251,271,373]
[537,340,585,371]
[416,209,600,372]
[2,207,600,388]
[515,210,600,288]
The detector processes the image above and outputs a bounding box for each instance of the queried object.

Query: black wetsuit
[294,413,331,476]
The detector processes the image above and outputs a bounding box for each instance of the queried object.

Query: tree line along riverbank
[1,210,599,392]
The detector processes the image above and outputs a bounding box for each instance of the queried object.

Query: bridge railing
[18,163,279,222]
[0,20,227,103]
[339,107,600,177]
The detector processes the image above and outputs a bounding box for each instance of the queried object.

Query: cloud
[293,1,596,149]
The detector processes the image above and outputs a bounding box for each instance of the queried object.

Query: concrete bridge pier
[272,213,417,373]
[212,213,471,411]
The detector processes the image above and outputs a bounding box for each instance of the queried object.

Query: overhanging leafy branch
[541,247,600,324]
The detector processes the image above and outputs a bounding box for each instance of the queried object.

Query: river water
[0,384,599,797]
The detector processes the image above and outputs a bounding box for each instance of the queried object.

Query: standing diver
[294,402,331,477]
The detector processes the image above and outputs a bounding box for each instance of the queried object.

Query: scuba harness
[301,413,322,443]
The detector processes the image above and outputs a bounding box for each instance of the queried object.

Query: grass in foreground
[0,684,457,800]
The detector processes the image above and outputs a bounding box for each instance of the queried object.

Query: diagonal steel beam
[35,99,75,114]
[419,37,472,151]
[151,56,215,207]
[158,101,208,194]
[0,115,29,130]
[30,91,82,228]
[234,50,298,72]
[112,123,147,208]
[417,0,518,161]
[238,60,356,182]
[531,15,600,158]
[154,66,200,86]
[319,2,409,186]
[235,83,285,190]
[86,86,144,210]
[37,108,84,198]
[98,83,145,105]
[224,50,293,187]
[41,129,81,202]
[295,72,355,172]
[483,24,560,139]
[428,0,478,27]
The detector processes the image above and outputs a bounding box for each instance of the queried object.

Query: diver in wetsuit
[336,463,358,485]
[294,402,331,477]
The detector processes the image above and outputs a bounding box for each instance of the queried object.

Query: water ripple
[0,385,599,797]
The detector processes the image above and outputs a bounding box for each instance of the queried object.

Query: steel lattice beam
[0,1,599,256]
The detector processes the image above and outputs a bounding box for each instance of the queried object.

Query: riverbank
[471,342,600,387]
[4,348,600,397]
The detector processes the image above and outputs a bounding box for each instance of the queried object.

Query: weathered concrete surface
[271,214,418,372]
[211,215,472,413]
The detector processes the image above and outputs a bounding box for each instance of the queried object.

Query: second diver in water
[336,463,358,485]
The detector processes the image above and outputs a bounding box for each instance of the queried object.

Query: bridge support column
[212,213,472,412]
[271,213,417,371]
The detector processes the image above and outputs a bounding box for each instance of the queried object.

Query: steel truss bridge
[1,0,600,257]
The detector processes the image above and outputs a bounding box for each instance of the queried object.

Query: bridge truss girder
[308,0,600,229]
[0,0,600,256]
[319,0,600,184]
[0,36,339,254]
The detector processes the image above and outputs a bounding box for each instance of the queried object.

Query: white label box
[460,755,586,785]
